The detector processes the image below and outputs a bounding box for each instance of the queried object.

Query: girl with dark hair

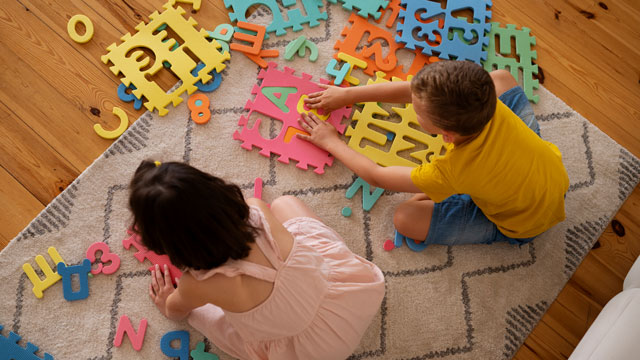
[128,160,385,360]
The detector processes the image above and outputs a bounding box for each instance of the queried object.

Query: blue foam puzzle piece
[396,0,492,63]
[394,230,428,252]
[57,259,91,302]
[117,84,143,110]
[325,59,350,85]
[224,0,327,37]
[0,324,55,360]
[160,330,190,360]
[191,63,223,93]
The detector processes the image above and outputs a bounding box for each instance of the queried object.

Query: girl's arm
[304,81,412,112]
[150,264,207,321]
[298,113,422,193]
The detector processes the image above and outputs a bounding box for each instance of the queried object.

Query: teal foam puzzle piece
[224,0,328,37]
[346,176,384,211]
[326,59,350,85]
[190,341,219,360]
[327,0,389,20]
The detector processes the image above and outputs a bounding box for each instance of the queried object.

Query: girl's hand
[149,264,177,318]
[297,112,340,151]
[304,83,349,112]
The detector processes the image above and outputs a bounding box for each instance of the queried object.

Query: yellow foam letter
[22,247,66,299]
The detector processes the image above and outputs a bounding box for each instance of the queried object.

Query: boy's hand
[297,112,340,150]
[149,264,177,318]
[304,83,349,112]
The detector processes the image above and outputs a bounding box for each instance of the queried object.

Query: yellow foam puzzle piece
[22,247,66,299]
[345,71,447,167]
[67,14,94,43]
[337,52,367,86]
[94,107,129,139]
[101,3,230,116]
[167,0,201,11]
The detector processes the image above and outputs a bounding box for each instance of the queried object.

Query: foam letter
[161,330,190,360]
[22,247,66,299]
[57,259,91,301]
[113,315,147,351]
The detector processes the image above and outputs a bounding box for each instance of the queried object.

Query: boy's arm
[298,113,422,193]
[304,81,412,112]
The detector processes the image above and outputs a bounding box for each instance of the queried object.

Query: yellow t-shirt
[410,100,569,238]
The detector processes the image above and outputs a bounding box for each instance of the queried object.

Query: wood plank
[563,0,640,70]
[491,0,640,157]
[0,232,9,251]
[591,188,640,279]
[0,166,44,241]
[522,319,574,360]
[0,3,139,168]
[0,100,79,204]
[0,41,112,170]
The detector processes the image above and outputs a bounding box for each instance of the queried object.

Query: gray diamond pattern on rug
[1,3,638,359]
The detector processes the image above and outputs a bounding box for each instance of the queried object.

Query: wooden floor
[0,0,638,358]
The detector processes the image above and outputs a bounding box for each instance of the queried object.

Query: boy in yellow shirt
[299,61,569,246]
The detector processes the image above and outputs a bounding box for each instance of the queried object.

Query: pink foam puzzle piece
[113,314,148,351]
[233,62,352,174]
[86,241,121,275]
[123,229,182,284]
[253,177,263,199]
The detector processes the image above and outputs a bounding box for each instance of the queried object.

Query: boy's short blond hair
[411,61,497,136]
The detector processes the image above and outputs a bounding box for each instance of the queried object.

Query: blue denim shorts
[423,86,539,246]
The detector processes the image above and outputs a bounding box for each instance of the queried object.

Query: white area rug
[1,2,639,359]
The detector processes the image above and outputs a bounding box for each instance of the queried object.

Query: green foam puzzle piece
[261,86,298,113]
[482,22,539,103]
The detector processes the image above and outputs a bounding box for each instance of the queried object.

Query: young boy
[298,61,569,246]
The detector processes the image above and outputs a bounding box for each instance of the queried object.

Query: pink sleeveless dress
[187,206,385,360]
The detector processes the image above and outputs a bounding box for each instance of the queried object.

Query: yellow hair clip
[154,161,162,167]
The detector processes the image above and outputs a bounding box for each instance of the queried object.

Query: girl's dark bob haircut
[128,160,259,270]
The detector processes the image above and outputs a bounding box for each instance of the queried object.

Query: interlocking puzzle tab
[346,176,385,211]
[224,0,328,37]
[482,22,539,103]
[233,63,352,174]
[57,259,91,301]
[122,229,182,284]
[327,0,390,20]
[0,324,54,360]
[101,3,230,116]
[334,11,439,80]
[345,72,447,167]
[396,0,492,63]
[22,247,66,299]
